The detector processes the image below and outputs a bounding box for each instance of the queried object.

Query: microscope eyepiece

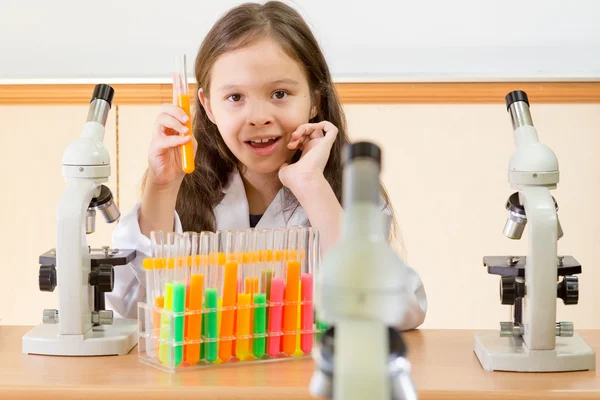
[505,90,529,110]
[91,84,115,108]
[506,90,533,129]
[343,142,381,167]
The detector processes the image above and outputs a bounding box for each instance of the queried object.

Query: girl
[109,1,427,329]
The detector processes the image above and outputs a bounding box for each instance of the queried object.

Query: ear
[198,88,217,124]
[310,90,321,119]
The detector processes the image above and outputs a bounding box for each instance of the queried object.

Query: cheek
[211,106,244,144]
[279,99,313,130]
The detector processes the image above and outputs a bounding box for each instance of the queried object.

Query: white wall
[2,103,598,330]
[1,0,599,82]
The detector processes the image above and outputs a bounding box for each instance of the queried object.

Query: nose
[248,101,273,127]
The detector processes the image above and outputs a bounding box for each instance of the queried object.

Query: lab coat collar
[215,168,306,231]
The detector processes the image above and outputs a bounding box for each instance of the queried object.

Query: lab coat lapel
[255,189,288,229]
[214,168,309,230]
[214,169,250,230]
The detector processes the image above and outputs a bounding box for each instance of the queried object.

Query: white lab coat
[109,169,427,330]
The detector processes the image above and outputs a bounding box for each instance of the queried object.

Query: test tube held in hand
[173,54,195,174]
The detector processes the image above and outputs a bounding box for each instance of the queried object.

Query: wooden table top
[1,326,599,399]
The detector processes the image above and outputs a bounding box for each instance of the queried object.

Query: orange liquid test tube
[282,260,301,355]
[173,54,195,174]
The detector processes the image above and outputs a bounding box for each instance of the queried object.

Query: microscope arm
[56,178,98,334]
[519,186,558,350]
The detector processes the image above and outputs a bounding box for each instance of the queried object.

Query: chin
[244,160,285,175]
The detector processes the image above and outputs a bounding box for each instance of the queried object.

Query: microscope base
[22,318,137,356]
[474,331,595,372]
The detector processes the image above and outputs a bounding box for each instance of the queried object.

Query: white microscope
[474,90,596,372]
[310,142,417,400]
[22,84,138,356]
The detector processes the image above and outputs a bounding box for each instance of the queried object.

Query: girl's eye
[272,90,288,100]
[227,94,242,102]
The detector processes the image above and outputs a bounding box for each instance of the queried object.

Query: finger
[308,129,324,140]
[159,103,190,124]
[155,114,189,136]
[155,134,192,149]
[288,133,306,149]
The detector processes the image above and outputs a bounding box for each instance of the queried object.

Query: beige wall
[1,103,598,330]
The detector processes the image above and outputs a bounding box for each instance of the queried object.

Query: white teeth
[250,137,276,144]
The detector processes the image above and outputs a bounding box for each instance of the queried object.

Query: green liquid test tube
[200,303,206,360]
[204,288,218,362]
[252,293,267,358]
[172,282,186,366]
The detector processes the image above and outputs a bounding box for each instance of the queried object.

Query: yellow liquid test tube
[173,54,195,174]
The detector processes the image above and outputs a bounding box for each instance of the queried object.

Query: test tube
[267,228,287,357]
[203,232,219,363]
[171,233,189,366]
[301,227,317,354]
[283,228,302,356]
[151,231,165,358]
[252,229,268,358]
[218,230,240,362]
[186,232,203,364]
[313,228,328,339]
[236,230,254,360]
[173,54,195,174]
[142,253,155,358]
[159,232,178,366]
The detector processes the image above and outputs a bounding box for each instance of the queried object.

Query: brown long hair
[151,1,398,242]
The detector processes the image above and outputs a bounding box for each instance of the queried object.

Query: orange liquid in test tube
[219,261,238,361]
[173,54,195,174]
[283,260,301,355]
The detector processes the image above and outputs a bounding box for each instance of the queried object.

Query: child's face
[200,38,315,175]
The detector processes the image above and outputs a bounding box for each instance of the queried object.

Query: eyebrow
[217,79,300,92]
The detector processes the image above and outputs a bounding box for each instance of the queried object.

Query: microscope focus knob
[39,265,57,292]
[89,264,114,293]
[499,276,525,305]
[557,275,579,305]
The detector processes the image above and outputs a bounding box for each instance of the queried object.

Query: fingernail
[182,115,189,122]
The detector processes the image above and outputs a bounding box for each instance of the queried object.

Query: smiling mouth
[246,137,281,148]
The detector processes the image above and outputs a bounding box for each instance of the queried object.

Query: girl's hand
[147,104,198,188]
[279,121,338,191]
